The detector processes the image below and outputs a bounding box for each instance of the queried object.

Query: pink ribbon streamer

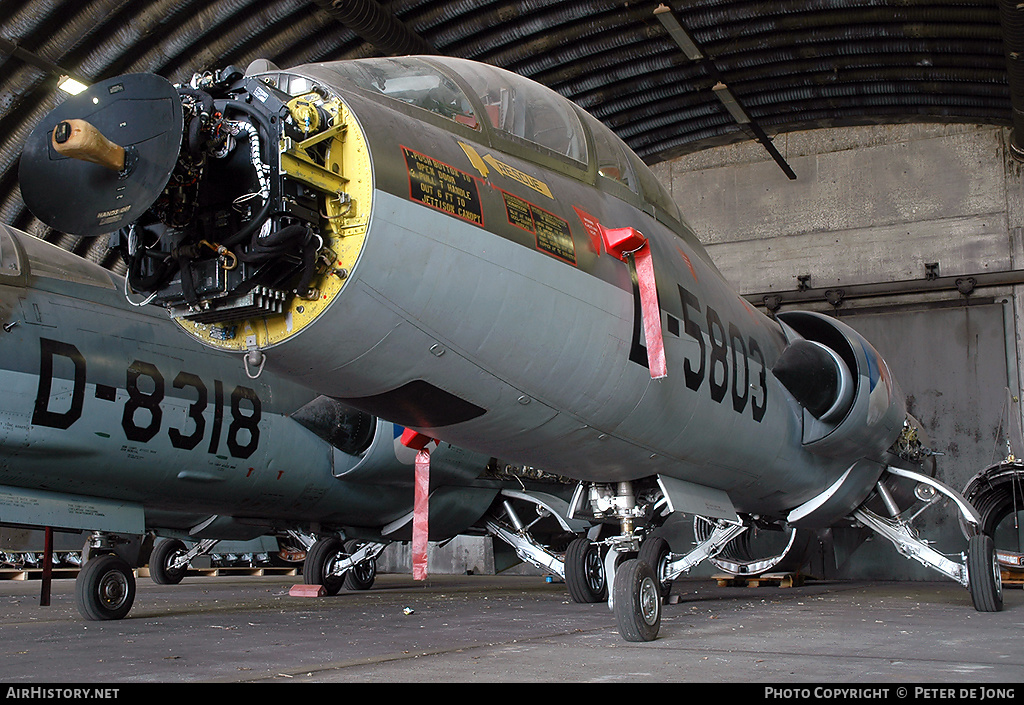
[413,448,430,580]
[633,242,667,379]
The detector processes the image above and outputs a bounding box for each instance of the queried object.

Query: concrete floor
[0,572,1020,684]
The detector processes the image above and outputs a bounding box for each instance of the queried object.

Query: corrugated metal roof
[0,0,1014,265]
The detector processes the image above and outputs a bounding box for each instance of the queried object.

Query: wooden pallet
[0,568,82,581]
[713,572,804,588]
[1001,570,1024,588]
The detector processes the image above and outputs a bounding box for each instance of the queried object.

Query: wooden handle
[51,119,125,172]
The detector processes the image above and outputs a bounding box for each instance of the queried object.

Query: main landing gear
[148,537,219,585]
[850,464,1003,613]
[75,532,137,621]
[300,536,387,594]
[150,531,387,596]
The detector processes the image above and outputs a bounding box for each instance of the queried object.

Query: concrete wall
[650,123,1022,297]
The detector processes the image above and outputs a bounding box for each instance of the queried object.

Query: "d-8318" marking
[31,338,261,459]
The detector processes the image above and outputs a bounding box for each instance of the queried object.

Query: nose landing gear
[565,479,754,642]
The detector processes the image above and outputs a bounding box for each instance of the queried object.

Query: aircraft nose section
[18,67,375,356]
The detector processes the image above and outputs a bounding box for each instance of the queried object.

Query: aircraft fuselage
[17,56,909,526]
[192,59,906,519]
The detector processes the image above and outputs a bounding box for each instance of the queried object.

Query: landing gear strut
[341,540,378,590]
[567,479,751,642]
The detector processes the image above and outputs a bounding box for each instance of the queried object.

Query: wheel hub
[585,550,605,593]
[639,575,660,626]
[99,572,129,609]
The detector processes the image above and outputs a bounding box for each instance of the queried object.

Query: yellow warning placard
[459,141,553,199]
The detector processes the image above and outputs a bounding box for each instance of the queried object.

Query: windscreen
[434,58,588,163]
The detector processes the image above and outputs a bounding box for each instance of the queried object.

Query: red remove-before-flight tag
[633,242,667,379]
[600,226,667,380]
[413,448,430,580]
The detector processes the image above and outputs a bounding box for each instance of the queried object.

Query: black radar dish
[19,73,183,237]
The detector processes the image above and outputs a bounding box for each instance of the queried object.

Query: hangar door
[833,299,1015,579]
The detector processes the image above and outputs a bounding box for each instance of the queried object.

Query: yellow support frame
[177,97,372,353]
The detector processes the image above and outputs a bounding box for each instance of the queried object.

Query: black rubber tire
[637,536,672,599]
[613,558,661,642]
[564,537,607,603]
[342,540,377,590]
[968,534,1003,612]
[75,554,136,621]
[303,538,345,596]
[149,538,188,585]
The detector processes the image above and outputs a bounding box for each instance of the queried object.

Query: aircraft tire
[303,538,345,596]
[968,534,1003,612]
[75,554,136,621]
[149,538,188,585]
[342,540,376,590]
[613,558,661,642]
[564,537,606,603]
[637,536,672,599]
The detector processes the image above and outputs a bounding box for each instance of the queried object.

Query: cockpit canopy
[0,224,114,289]
[0,226,22,280]
[291,56,588,164]
[266,56,682,226]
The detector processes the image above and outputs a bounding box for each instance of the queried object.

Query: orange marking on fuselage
[677,246,698,282]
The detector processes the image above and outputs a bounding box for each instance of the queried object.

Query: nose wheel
[613,558,662,642]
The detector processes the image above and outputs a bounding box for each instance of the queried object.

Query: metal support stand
[40,527,53,607]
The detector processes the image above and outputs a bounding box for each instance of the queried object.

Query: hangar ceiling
[0,0,1019,270]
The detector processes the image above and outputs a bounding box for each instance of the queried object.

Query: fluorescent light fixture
[653,4,703,61]
[58,75,89,95]
[0,38,88,95]
[712,82,751,123]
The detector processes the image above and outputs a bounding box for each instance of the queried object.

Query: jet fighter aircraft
[19,55,1000,640]
[0,223,583,620]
